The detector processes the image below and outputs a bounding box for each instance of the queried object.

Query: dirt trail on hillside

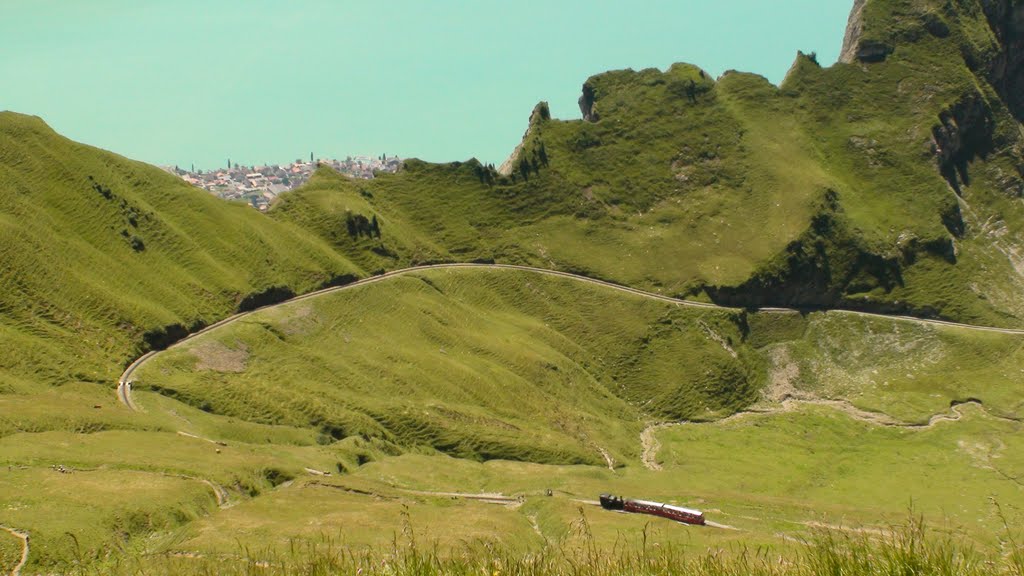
[640,346,1001,471]
[640,424,668,471]
[803,520,893,538]
[527,514,545,540]
[641,400,987,471]
[155,472,230,508]
[198,479,230,508]
[0,525,29,576]
[177,431,227,446]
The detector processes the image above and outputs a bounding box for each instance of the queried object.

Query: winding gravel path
[641,400,989,471]
[0,525,28,576]
[116,262,1024,410]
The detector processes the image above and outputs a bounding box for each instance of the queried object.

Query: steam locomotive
[599,494,705,526]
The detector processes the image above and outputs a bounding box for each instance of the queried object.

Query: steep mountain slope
[134,268,763,466]
[275,0,1024,327]
[0,112,363,389]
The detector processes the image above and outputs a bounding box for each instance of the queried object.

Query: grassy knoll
[137,401,1024,573]
[95,402,1024,575]
[654,404,1024,541]
[157,399,1024,557]
[0,466,210,569]
[134,268,763,466]
[0,418,358,570]
[0,267,762,569]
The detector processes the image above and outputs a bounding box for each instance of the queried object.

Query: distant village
[164,153,401,211]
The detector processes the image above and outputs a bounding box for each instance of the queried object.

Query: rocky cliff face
[931,92,995,193]
[841,1,1022,191]
[839,0,868,63]
[841,0,1023,89]
[578,82,599,122]
[979,0,1024,121]
[498,102,550,176]
[840,0,895,62]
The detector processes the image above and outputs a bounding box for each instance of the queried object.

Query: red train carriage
[599,494,705,526]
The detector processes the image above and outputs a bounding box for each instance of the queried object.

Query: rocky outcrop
[701,190,954,317]
[498,102,549,176]
[704,206,902,309]
[979,0,1024,121]
[931,92,995,193]
[842,0,1023,115]
[578,82,599,122]
[850,39,895,63]
[839,0,868,63]
[142,323,193,351]
[840,0,895,63]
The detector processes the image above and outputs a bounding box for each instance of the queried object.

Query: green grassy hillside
[133,268,763,466]
[273,0,1024,327]
[0,111,366,390]
[6,266,1024,572]
[3,0,1024,573]
[76,269,1024,574]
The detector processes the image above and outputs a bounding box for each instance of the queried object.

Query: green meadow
[3,269,1024,573]
[57,268,1017,570]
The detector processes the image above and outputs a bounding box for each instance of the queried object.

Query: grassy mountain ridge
[273,0,1024,326]
[0,111,365,388]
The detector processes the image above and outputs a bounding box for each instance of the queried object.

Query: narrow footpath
[0,526,29,576]
[641,399,990,471]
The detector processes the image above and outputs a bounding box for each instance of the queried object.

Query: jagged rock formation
[498,102,550,175]
[578,82,599,121]
[705,191,907,311]
[839,0,868,63]
[931,92,995,193]
[838,0,1023,227]
[978,0,1024,120]
[840,0,894,62]
[842,0,1024,96]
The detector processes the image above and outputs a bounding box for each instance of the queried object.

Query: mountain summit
[275,0,1024,326]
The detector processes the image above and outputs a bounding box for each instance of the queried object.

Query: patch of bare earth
[280,305,317,336]
[765,347,804,403]
[640,424,666,471]
[192,341,249,373]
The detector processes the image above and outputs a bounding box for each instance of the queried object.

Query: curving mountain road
[116,263,1024,410]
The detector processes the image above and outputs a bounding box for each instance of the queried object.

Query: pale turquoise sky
[1,1,853,169]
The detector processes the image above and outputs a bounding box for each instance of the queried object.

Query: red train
[599,494,705,526]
